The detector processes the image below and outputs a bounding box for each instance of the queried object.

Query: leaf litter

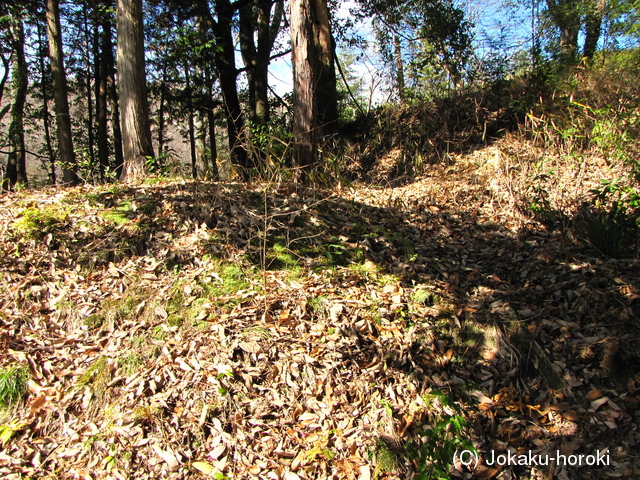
[0,148,639,479]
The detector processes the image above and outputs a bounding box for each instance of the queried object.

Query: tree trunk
[546,0,581,65]
[37,21,56,185]
[291,0,338,175]
[116,0,155,183]
[2,8,28,191]
[158,65,167,154]
[204,64,219,181]
[185,64,198,179]
[583,0,607,61]
[394,35,405,103]
[47,0,79,185]
[239,4,258,123]
[96,17,110,181]
[210,0,249,176]
[102,2,124,177]
[207,109,219,180]
[83,5,96,173]
[255,0,277,125]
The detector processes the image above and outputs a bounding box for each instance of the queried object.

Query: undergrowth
[0,367,29,408]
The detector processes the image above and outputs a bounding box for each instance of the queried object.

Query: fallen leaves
[0,170,638,480]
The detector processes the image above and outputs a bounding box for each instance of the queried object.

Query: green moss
[152,326,166,340]
[101,211,129,225]
[118,353,144,376]
[167,287,186,312]
[307,296,326,316]
[373,439,399,477]
[13,205,69,239]
[411,289,435,305]
[76,356,112,394]
[220,265,250,293]
[167,314,184,327]
[83,314,104,329]
[267,242,300,271]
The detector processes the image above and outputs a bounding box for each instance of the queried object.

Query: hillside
[1,130,639,479]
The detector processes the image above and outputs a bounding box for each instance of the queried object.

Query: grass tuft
[0,367,29,408]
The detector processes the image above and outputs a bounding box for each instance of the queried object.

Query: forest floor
[1,136,639,480]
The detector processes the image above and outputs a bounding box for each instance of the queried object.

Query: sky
[266,0,535,101]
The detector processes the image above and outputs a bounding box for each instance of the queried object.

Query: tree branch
[333,51,366,116]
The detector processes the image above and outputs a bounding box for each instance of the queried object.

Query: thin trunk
[394,35,405,102]
[196,113,209,175]
[205,65,219,181]
[37,21,56,185]
[315,1,338,129]
[83,5,96,172]
[96,18,109,180]
[239,4,258,123]
[207,110,219,180]
[2,9,28,190]
[47,0,79,185]
[116,0,155,183]
[0,54,9,120]
[239,0,283,126]
[158,65,167,154]
[103,11,124,177]
[185,65,198,179]
[254,0,272,125]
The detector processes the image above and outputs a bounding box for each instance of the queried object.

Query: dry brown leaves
[0,152,638,480]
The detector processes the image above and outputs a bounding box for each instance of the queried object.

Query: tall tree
[205,0,250,176]
[36,19,56,184]
[366,0,471,95]
[290,0,338,175]
[47,0,80,185]
[545,0,581,64]
[116,0,155,182]
[583,0,607,60]
[95,11,110,180]
[2,6,28,190]
[102,3,125,177]
[239,0,285,126]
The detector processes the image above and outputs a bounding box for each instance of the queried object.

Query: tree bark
[204,64,219,181]
[546,0,581,65]
[291,0,338,175]
[207,0,249,176]
[394,35,405,102]
[239,4,258,123]
[185,64,198,178]
[83,5,96,173]
[96,16,110,181]
[37,21,56,185]
[239,0,281,126]
[158,65,167,154]
[102,2,125,177]
[583,0,607,60]
[116,0,155,183]
[2,8,28,191]
[47,0,80,185]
